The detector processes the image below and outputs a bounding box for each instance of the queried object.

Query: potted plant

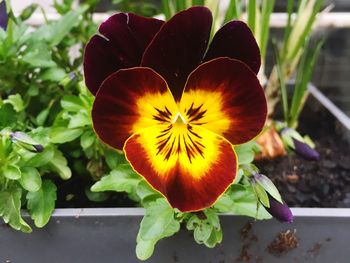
[0,0,349,262]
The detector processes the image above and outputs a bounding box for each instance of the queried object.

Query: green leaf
[61,95,85,112]
[215,185,271,220]
[139,199,175,240]
[49,127,83,143]
[19,167,42,192]
[136,180,161,205]
[3,94,24,112]
[40,67,66,82]
[254,174,282,203]
[235,141,259,165]
[24,145,55,167]
[186,209,222,247]
[22,43,56,68]
[67,112,90,129]
[26,180,57,228]
[2,164,21,180]
[46,148,72,180]
[80,130,95,149]
[205,228,223,248]
[91,164,141,194]
[105,148,126,169]
[32,6,88,47]
[20,3,38,21]
[136,199,180,260]
[193,219,213,244]
[0,104,16,127]
[85,187,109,202]
[0,187,31,232]
[136,238,157,261]
[253,182,269,208]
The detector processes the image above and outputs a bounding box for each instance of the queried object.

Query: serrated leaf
[91,164,141,194]
[46,148,71,180]
[49,127,83,144]
[26,180,57,227]
[2,164,21,180]
[19,167,42,192]
[0,187,31,232]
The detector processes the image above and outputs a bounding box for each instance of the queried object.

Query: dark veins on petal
[185,103,207,124]
[152,106,205,163]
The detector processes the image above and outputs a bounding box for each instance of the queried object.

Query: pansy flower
[84,7,267,212]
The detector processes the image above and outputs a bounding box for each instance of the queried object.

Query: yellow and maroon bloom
[85,7,267,212]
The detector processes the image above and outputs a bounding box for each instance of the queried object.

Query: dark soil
[257,97,350,207]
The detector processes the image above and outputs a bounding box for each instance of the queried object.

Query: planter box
[1,208,350,263]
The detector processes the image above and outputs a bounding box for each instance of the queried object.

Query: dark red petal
[182,57,267,145]
[92,67,176,150]
[141,6,212,101]
[84,13,164,95]
[204,21,261,74]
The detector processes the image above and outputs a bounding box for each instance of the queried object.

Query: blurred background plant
[0,0,327,260]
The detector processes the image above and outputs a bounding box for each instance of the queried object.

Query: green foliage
[0,187,31,233]
[214,184,272,220]
[186,209,222,248]
[0,0,97,232]
[27,180,57,227]
[136,199,180,260]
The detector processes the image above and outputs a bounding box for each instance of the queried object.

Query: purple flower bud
[33,144,44,152]
[0,1,8,31]
[292,138,320,161]
[10,131,44,153]
[265,194,293,223]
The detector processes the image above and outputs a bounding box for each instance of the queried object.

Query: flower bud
[292,138,320,161]
[0,1,8,31]
[265,194,293,223]
[280,128,320,161]
[10,132,44,153]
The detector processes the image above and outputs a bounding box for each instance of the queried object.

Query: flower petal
[204,21,261,74]
[84,13,164,95]
[92,67,177,149]
[124,125,237,212]
[141,7,212,101]
[180,57,267,145]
